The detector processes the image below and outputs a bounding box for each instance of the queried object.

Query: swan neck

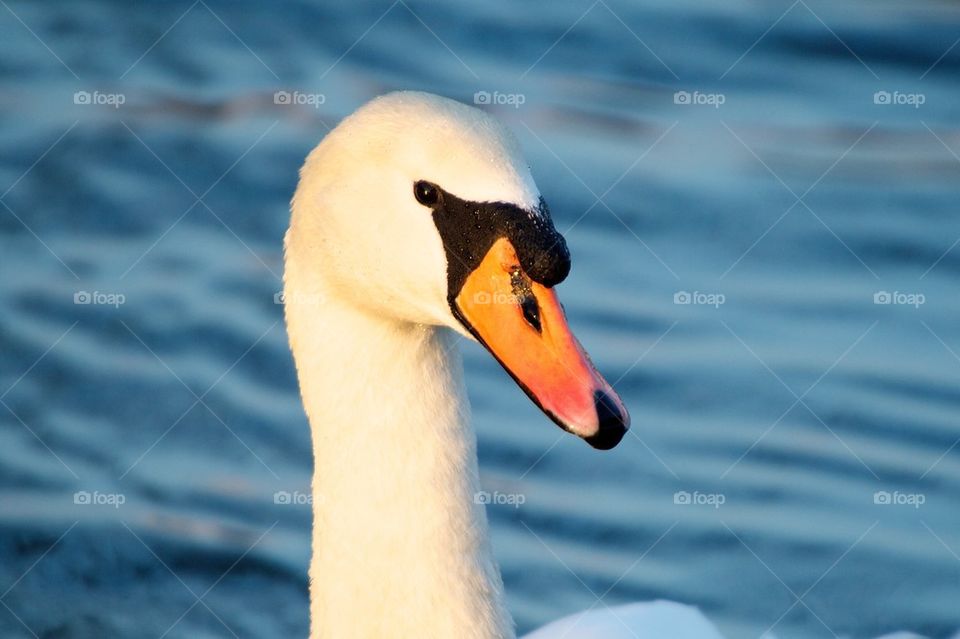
[284,261,514,639]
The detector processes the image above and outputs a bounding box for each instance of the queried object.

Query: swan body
[523,601,727,639]
[282,90,715,638]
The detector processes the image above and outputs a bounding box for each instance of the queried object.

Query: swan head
[288,91,629,449]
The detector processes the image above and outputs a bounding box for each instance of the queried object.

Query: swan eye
[414,180,439,206]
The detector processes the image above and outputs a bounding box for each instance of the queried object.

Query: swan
[282,90,726,638]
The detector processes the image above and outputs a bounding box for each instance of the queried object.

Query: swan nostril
[519,295,541,332]
[510,267,542,333]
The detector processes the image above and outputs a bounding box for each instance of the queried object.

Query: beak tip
[583,390,630,450]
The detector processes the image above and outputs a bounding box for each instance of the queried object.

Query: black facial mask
[414,180,571,303]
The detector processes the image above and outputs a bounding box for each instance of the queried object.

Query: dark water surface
[2,1,959,637]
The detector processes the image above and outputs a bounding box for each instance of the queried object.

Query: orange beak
[451,238,630,449]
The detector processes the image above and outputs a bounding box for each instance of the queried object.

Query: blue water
[2,1,959,637]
